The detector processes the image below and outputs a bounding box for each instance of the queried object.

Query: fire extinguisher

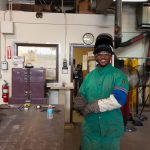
[2,80,9,103]
[7,46,12,59]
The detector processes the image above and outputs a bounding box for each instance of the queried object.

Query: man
[74,64,83,96]
[74,33,129,150]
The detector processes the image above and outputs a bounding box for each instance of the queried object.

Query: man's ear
[110,55,113,63]
[95,56,98,61]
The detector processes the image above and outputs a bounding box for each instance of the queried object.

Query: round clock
[83,33,94,45]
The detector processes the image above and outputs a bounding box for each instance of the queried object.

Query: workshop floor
[64,107,150,150]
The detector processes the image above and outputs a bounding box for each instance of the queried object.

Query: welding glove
[73,96,87,115]
[83,100,100,116]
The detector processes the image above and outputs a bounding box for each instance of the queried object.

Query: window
[15,43,59,82]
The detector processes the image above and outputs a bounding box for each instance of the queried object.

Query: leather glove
[83,100,100,116]
[73,96,87,114]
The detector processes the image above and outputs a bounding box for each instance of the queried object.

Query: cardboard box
[34,5,52,12]
[79,0,91,13]
[7,3,34,12]
[7,4,51,12]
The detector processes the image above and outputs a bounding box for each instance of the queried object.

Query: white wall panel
[0,0,7,10]
[0,7,148,121]
[0,11,114,122]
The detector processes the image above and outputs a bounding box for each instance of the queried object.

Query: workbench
[0,105,64,150]
[47,83,74,123]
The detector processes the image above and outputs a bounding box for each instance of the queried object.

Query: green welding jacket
[79,64,129,150]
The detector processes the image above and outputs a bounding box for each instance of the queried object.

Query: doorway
[70,44,94,123]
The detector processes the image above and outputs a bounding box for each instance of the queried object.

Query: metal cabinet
[10,68,48,104]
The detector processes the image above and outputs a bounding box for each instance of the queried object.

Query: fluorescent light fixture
[113,0,148,2]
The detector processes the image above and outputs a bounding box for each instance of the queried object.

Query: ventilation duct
[119,31,150,47]
[114,0,122,48]
[114,0,150,48]
[136,3,150,29]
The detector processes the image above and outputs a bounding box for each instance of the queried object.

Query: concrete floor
[65,107,150,150]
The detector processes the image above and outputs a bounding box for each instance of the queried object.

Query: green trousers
[81,136,120,150]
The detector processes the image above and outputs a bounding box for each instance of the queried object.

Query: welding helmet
[93,33,114,55]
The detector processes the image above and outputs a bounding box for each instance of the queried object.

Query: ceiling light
[113,0,148,2]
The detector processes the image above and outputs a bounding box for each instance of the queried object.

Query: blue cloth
[113,89,128,106]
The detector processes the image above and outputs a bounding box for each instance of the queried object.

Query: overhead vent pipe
[119,31,150,47]
[114,0,150,48]
[114,0,122,49]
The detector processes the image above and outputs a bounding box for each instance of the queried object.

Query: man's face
[95,51,112,67]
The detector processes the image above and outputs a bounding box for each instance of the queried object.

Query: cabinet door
[12,68,28,98]
[29,68,46,98]
[30,68,46,82]
[30,83,45,98]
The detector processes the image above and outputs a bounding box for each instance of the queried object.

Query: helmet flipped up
[93,33,114,55]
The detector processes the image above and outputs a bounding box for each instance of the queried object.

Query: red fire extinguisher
[7,46,12,59]
[2,80,9,103]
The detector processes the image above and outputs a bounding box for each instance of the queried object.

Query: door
[70,44,94,123]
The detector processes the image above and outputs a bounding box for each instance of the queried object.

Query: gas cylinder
[2,80,9,103]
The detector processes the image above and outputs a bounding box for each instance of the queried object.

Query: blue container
[47,106,53,119]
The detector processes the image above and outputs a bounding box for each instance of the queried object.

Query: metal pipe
[114,0,122,48]
[118,56,150,59]
[62,0,64,13]
[114,1,150,49]
[146,38,150,70]
[119,31,150,47]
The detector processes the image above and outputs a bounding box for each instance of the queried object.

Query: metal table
[0,105,64,150]
[47,82,74,123]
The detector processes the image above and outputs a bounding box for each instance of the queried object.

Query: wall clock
[82,33,94,45]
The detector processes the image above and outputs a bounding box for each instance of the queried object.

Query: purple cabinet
[10,68,48,104]
[12,68,28,97]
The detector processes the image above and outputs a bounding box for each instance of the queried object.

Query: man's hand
[73,96,87,114]
[83,100,100,116]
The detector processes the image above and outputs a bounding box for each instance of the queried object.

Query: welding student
[74,33,129,150]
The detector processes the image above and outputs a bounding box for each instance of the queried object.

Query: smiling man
[74,33,129,150]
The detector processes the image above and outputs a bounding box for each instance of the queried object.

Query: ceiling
[10,0,150,14]
[12,0,75,6]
